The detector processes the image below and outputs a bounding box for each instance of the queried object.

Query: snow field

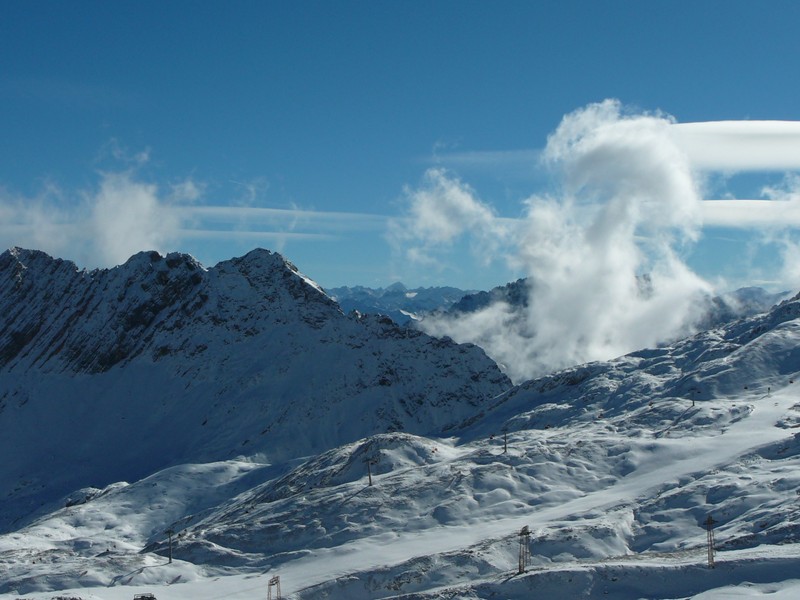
[5,382,800,599]
[4,251,800,599]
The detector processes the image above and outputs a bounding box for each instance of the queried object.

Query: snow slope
[3,249,800,599]
[0,248,509,532]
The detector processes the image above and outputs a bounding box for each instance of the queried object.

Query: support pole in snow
[518,525,531,574]
[705,515,716,568]
[364,456,377,486]
[165,528,175,564]
[267,575,281,599]
[502,427,508,454]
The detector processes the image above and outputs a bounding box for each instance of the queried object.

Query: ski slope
[4,383,800,599]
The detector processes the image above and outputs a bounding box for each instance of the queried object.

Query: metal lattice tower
[364,456,378,486]
[705,515,717,568]
[165,528,175,564]
[267,575,281,599]
[518,525,531,574]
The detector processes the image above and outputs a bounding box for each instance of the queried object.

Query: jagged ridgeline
[0,247,510,530]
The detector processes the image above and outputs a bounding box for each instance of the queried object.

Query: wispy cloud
[177,229,337,241]
[181,206,387,233]
[426,120,800,184]
[0,169,387,268]
[387,168,514,270]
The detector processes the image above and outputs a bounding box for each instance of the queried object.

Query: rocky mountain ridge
[0,247,510,532]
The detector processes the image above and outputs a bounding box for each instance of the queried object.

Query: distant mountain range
[332,277,788,332]
[326,282,474,324]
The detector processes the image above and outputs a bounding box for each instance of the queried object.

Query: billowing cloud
[89,172,183,266]
[387,168,514,270]
[778,237,800,290]
[414,100,714,382]
[0,171,195,267]
[395,168,501,244]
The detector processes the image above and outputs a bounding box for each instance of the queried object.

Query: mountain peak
[0,246,355,375]
[2,246,80,273]
[121,249,205,272]
[386,281,407,292]
[0,247,511,533]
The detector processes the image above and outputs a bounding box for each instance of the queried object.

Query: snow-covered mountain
[447,278,530,315]
[327,283,473,325]
[0,247,509,532]
[4,247,800,600]
[447,277,785,326]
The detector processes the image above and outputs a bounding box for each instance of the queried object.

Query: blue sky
[3,1,800,292]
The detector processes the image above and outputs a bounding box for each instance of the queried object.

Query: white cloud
[428,148,543,182]
[701,199,800,228]
[404,105,800,382]
[181,206,387,233]
[388,168,512,269]
[701,173,800,228]
[417,100,713,382]
[0,170,385,268]
[778,237,800,290]
[169,178,205,203]
[89,172,182,266]
[0,171,190,267]
[228,177,270,205]
[672,120,800,171]
[420,301,532,381]
[403,168,498,243]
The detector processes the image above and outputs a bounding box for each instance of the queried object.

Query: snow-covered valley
[3,247,800,599]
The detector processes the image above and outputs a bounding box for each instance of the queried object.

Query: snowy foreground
[4,381,800,599]
[4,249,800,598]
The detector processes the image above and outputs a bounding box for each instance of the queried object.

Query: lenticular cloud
[416,100,713,382]
[672,120,800,171]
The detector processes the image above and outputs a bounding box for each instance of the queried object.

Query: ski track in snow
[238,389,798,597]
[5,389,798,600]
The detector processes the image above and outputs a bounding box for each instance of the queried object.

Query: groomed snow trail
[11,387,793,600]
